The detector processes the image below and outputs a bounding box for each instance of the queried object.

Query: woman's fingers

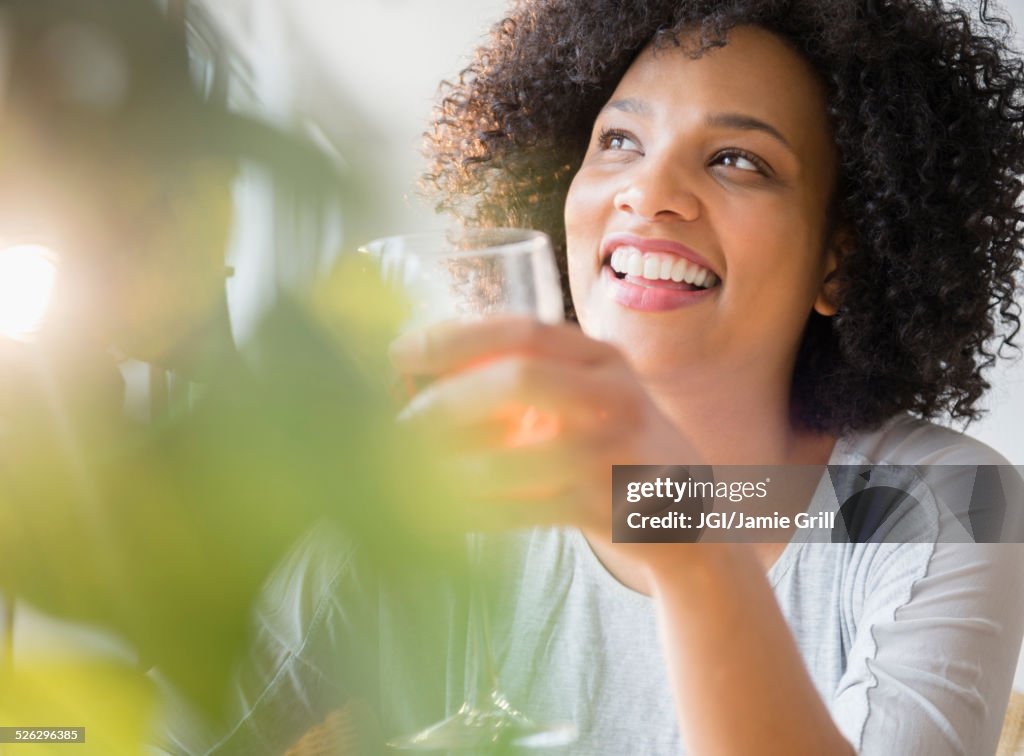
[439,445,602,530]
[386,317,697,534]
[397,353,641,433]
[390,316,622,376]
[451,442,579,498]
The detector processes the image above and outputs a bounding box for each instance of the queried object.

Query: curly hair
[424,0,1024,433]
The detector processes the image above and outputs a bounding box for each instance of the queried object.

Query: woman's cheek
[564,169,608,324]
[564,167,609,243]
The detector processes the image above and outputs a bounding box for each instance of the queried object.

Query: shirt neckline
[571,431,859,599]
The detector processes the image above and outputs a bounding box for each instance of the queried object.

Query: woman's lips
[601,265,716,311]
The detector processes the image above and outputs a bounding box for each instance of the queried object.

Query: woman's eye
[713,150,768,175]
[598,129,640,152]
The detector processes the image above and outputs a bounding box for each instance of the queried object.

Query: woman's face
[565,26,840,384]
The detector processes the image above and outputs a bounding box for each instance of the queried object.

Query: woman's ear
[813,227,851,317]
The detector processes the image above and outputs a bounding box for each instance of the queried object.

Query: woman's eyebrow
[602,98,652,116]
[601,102,795,154]
[705,112,794,152]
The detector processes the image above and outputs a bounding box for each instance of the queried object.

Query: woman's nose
[613,160,701,222]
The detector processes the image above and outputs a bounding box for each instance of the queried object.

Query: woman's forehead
[610,26,833,155]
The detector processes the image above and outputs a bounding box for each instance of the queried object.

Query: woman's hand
[389,316,701,549]
[392,318,856,756]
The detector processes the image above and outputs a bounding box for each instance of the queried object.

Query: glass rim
[358,227,551,258]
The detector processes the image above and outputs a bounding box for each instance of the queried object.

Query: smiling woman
[426,0,1024,435]
[401,1,1024,754]
[565,28,841,390]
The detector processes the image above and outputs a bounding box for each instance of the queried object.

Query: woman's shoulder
[839,413,1014,467]
[831,414,1022,545]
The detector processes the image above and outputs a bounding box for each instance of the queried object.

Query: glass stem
[466,532,499,710]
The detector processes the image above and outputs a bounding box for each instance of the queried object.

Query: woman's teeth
[609,247,718,288]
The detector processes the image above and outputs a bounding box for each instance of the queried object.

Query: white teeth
[659,257,674,279]
[607,245,719,289]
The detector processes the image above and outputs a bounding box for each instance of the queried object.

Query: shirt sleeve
[830,541,1024,756]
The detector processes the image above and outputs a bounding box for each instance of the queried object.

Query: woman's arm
[392,318,1023,755]
[393,318,859,751]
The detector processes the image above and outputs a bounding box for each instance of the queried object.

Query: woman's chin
[578,312,709,378]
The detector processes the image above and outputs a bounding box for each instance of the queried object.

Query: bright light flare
[0,244,59,341]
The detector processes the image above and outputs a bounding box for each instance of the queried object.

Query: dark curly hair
[424,0,1024,434]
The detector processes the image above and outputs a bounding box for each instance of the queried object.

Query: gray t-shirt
[162,415,1024,755]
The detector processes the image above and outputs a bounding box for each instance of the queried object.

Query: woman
[388,0,1024,754]
[179,1,1024,754]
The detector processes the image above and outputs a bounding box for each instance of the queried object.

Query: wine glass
[362,228,577,751]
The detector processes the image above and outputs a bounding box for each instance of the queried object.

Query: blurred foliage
[0,659,156,755]
[1,287,467,723]
[0,0,473,751]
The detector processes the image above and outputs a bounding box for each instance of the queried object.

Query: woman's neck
[640,367,835,467]
[582,362,838,593]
